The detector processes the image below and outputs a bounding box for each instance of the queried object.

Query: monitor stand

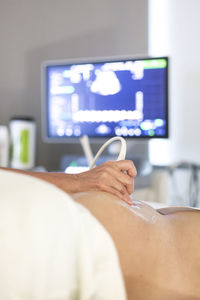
[79,135,94,167]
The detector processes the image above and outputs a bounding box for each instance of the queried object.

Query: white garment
[0,170,126,300]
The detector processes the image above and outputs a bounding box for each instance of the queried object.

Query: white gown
[0,170,126,300]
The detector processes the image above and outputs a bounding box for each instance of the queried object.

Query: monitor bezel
[41,55,169,143]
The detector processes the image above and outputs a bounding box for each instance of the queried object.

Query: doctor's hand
[75,160,137,204]
[0,161,137,205]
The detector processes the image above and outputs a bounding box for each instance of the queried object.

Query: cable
[90,136,126,169]
[189,164,199,207]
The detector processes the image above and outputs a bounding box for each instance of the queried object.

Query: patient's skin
[72,191,200,300]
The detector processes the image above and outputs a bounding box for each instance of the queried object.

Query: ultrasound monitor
[42,56,169,143]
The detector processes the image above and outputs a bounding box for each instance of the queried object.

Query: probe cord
[90,136,126,169]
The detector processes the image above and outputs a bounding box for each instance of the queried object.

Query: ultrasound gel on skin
[9,116,36,170]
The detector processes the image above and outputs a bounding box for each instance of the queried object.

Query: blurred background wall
[0,0,148,170]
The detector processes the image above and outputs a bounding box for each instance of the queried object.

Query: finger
[112,179,132,197]
[80,164,131,195]
[102,185,133,205]
[95,171,133,202]
[115,160,137,177]
[101,165,134,194]
[116,172,134,195]
[97,172,130,196]
[100,161,134,184]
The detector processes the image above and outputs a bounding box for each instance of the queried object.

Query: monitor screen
[42,56,169,142]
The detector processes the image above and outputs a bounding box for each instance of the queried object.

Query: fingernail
[125,197,133,205]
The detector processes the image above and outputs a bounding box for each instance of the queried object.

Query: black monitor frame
[41,55,169,143]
